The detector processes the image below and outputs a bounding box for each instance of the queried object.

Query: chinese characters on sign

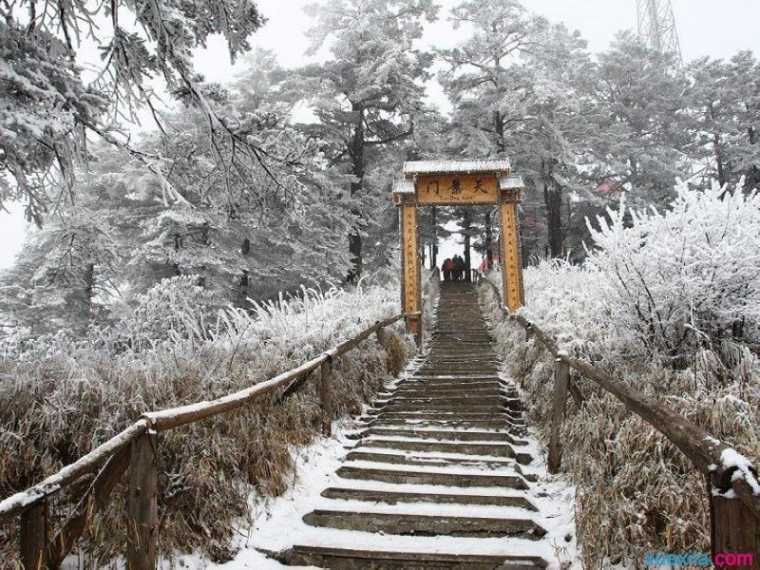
[417,174,498,205]
[402,205,419,314]
[500,201,525,311]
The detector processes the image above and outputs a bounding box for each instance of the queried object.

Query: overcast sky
[2,0,759,270]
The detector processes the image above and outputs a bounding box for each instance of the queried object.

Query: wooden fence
[481,279,760,568]
[0,314,403,569]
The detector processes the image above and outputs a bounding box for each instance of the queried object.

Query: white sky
[2,0,759,270]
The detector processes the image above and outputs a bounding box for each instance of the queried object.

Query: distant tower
[636,0,682,62]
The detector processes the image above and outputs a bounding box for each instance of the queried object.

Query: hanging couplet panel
[400,204,421,319]
[500,199,525,312]
[417,174,499,205]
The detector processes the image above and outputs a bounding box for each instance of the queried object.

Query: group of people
[442,255,467,281]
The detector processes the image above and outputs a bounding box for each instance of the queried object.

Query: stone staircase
[273,282,551,569]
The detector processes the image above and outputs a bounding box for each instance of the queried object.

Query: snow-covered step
[335,466,529,489]
[276,545,548,569]
[346,450,512,465]
[343,450,519,470]
[357,438,532,463]
[302,510,547,539]
[348,427,526,445]
[320,488,538,510]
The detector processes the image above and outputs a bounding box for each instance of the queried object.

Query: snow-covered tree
[294,0,438,280]
[0,0,264,224]
[585,33,691,206]
[439,0,592,258]
[686,52,760,189]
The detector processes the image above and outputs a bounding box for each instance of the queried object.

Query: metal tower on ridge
[636,0,682,61]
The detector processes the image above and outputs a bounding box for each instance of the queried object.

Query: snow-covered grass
[480,182,760,568]
[0,279,413,566]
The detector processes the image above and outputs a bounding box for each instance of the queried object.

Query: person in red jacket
[442,258,454,281]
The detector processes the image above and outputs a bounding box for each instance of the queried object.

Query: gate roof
[402,159,512,176]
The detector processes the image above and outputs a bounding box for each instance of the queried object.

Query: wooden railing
[480,279,760,566]
[0,314,403,569]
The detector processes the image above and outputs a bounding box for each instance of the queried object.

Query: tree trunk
[494,111,505,154]
[463,209,472,282]
[485,211,493,269]
[542,163,564,258]
[81,262,94,333]
[714,131,727,188]
[347,104,365,283]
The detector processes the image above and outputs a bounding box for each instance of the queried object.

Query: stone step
[277,546,548,569]
[380,391,507,402]
[303,510,546,540]
[366,411,523,423]
[344,451,525,473]
[277,545,548,569]
[371,404,522,418]
[373,395,508,406]
[375,400,509,414]
[378,396,510,407]
[350,428,526,445]
[416,370,501,376]
[320,487,537,510]
[390,390,511,399]
[364,417,525,433]
[336,466,528,489]
[356,440,533,465]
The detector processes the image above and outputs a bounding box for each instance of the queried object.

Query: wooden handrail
[0,314,403,522]
[0,420,149,520]
[144,314,402,431]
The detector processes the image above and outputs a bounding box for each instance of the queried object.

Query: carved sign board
[401,205,420,315]
[500,202,525,311]
[416,174,499,205]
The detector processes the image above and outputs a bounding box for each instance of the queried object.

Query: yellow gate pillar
[396,193,422,346]
[498,175,526,312]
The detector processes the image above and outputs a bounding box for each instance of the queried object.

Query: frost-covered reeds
[483,181,760,568]
[0,279,410,565]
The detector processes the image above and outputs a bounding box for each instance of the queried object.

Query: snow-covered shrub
[113,275,223,350]
[0,283,410,565]
[480,180,760,568]
[585,181,760,363]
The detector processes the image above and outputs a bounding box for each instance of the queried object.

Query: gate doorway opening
[393,160,525,345]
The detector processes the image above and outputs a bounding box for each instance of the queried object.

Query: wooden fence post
[547,359,570,474]
[20,500,46,570]
[319,359,333,437]
[127,431,158,570]
[376,326,386,348]
[709,478,760,569]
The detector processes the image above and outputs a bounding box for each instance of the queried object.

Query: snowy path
[174,282,578,569]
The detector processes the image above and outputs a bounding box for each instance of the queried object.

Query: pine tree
[585,33,690,206]
[686,52,760,189]
[294,0,438,281]
[0,0,264,224]
[440,0,591,258]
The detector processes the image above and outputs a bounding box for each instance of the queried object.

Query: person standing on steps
[442,258,454,282]
[454,255,465,281]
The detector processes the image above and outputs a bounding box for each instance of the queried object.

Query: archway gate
[393,160,526,343]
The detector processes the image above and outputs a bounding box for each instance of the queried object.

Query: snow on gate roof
[402,159,512,175]
[392,178,416,194]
